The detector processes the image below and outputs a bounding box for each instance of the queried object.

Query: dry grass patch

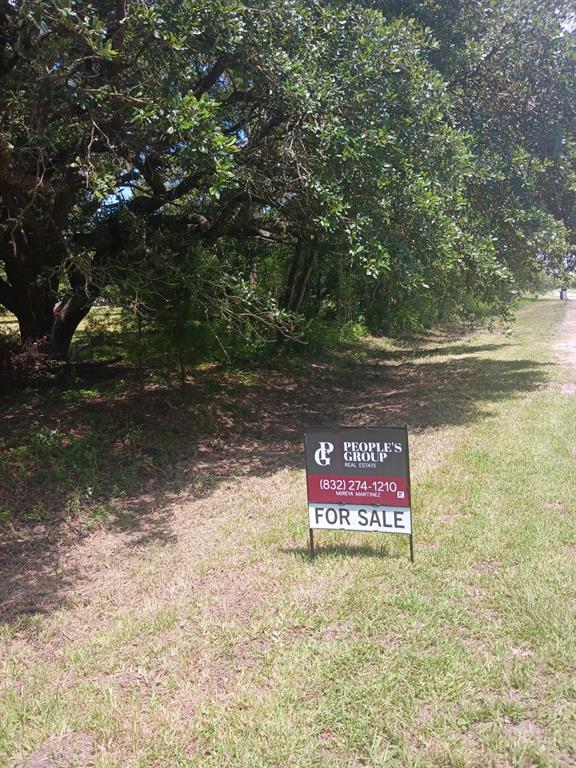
[2,297,576,767]
[11,732,97,768]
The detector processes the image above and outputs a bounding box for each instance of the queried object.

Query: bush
[281,317,368,356]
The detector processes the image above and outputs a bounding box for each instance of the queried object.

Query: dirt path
[553,295,576,377]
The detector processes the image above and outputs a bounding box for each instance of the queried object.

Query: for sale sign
[304,428,413,551]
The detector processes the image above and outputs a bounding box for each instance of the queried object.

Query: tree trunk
[292,242,318,314]
[1,259,95,360]
[281,238,303,311]
[16,293,92,359]
[48,298,93,359]
[280,238,317,314]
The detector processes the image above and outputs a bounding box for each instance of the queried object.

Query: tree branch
[193,55,232,98]
[126,170,207,214]
[136,154,166,196]
[448,26,509,89]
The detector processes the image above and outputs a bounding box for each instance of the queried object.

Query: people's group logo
[314,441,334,467]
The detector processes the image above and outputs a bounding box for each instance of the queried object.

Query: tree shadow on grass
[0,336,551,621]
[368,342,511,361]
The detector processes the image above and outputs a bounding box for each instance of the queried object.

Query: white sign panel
[308,504,411,534]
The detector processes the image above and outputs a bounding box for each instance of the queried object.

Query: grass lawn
[1,296,575,767]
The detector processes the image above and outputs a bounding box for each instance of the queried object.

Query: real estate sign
[304,427,413,558]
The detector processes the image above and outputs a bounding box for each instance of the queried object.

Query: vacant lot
[1,297,575,767]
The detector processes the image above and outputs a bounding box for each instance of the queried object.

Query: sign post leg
[309,527,315,559]
[409,533,414,564]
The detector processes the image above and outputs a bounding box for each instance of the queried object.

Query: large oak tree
[1,0,575,358]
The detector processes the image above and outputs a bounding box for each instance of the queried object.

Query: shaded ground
[0,322,548,621]
[2,296,575,768]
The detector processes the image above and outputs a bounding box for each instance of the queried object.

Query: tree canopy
[1,0,575,359]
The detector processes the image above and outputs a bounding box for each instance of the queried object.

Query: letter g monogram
[314,441,334,467]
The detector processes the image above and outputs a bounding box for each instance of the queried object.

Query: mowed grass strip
[2,298,576,767]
